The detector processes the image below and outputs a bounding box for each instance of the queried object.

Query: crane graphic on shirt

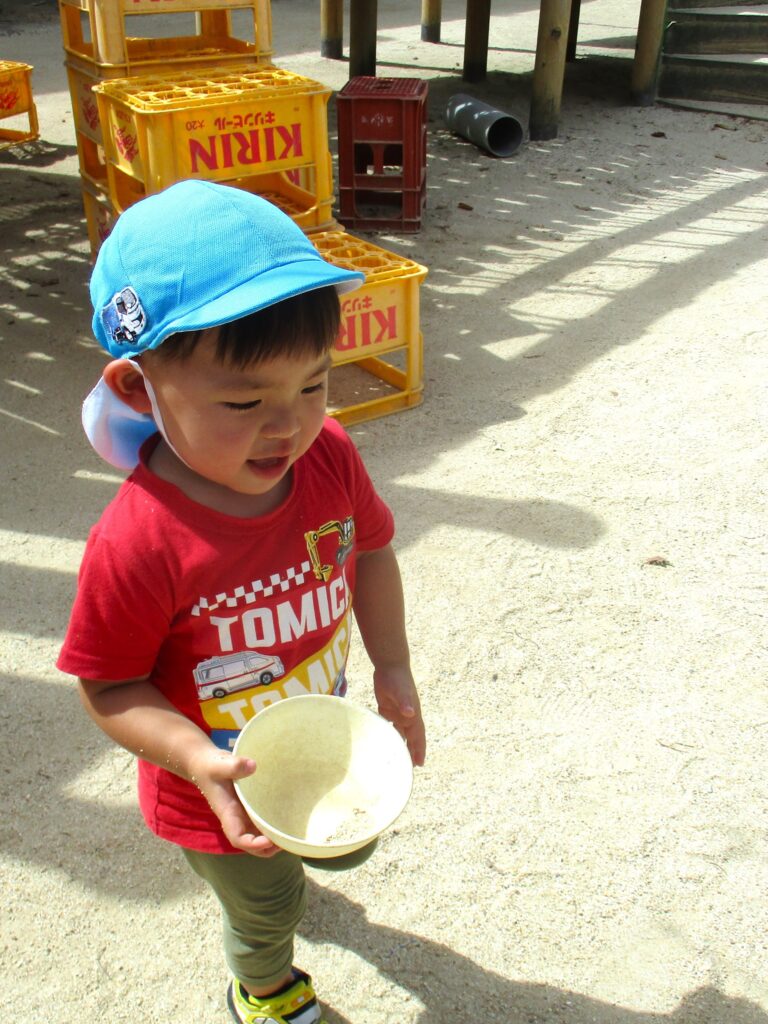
[194,516,355,750]
[304,517,354,581]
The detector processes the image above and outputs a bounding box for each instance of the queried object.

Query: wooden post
[421,0,442,42]
[566,0,581,61]
[349,0,378,78]
[529,0,572,141]
[631,0,669,105]
[320,0,344,59]
[463,0,492,83]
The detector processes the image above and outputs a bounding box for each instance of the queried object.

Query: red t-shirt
[58,419,394,853]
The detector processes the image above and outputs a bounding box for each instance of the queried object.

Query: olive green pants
[183,841,378,989]
[183,848,306,989]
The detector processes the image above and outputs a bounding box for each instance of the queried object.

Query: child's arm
[353,543,426,766]
[78,677,281,857]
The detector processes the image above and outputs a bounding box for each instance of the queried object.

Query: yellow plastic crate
[312,230,428,425]
[79,212,427,423]
[100,164,337,235]
[73,128,144,220]
[65,47,262,148]
[74,129,109,189]
[74,128,142,213]
[0,61,39,149]
[94,64,333,194]
[101,161,147,213]
[81,178,118,260]
[230,169,336,233]
[67,58,111,144]
[103,160,334,232]
[59,0,272,68]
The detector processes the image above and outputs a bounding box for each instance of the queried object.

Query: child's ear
[103,360,152,415]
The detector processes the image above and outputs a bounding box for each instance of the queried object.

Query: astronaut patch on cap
[101,287,147,347]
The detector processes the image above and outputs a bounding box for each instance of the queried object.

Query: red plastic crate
[336,77,427,193]
[338,182,425,234]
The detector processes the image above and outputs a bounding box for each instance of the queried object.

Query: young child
[57,179,426,1024]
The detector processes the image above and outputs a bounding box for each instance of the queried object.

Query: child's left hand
[373,666,426,767]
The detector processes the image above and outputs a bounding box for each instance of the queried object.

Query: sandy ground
[2,2,768,1022]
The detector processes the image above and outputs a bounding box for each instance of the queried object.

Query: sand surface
[1,2,767,1022]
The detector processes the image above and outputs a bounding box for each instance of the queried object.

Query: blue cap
[90,180,364,358]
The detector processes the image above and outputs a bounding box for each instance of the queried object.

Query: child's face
[140,329,330,511]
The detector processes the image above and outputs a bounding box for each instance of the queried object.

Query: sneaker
[227,968,325,1024]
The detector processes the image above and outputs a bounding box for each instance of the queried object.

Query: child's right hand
[77,677,281,855]
[188,746,282,857]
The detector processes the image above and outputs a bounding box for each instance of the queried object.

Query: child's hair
[150,286,341,368]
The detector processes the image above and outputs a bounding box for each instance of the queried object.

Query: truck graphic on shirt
[193,651,285,701]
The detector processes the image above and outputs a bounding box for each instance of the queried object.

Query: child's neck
[147,439,291,518]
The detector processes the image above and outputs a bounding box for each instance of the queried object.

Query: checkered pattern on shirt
[191,560,313,617]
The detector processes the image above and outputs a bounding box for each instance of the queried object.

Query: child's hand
[188,746,283,857]
[373,666,426,767]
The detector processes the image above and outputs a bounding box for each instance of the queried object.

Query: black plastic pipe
[444,93,524,158]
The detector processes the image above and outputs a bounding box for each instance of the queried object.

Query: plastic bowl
[233,694,413,858]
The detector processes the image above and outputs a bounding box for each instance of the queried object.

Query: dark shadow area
[582,34,639,51]
[0,670,194,899]
[302,881,768,1024]
[0,0,58,34]
[0,138,78,167]
[391,491,606,551]
[0,164,105,539]
[285,0,631,73]
[417,39,537,54]
[325,59,768,487]
[315,0,546,40]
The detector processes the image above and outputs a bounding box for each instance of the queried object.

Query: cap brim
[154,258,363,349]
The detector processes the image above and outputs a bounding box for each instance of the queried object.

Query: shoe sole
[226,982,243,1024]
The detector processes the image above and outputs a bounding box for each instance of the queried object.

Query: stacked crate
[327,77,429,417]
[60,0,273,252]
[63,4,428,424]
[92,63,335,232]
[91,64,426,422]
[336,77,428,233]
